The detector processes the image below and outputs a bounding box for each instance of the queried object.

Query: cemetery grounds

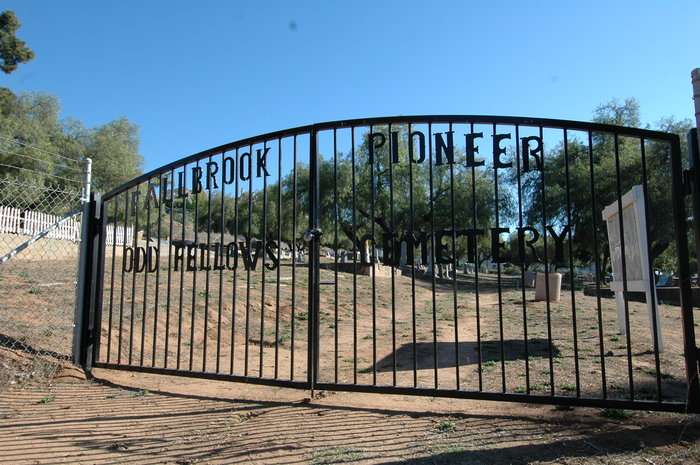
[1,253,700,464]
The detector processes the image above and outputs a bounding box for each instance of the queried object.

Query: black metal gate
[79,116,700,413]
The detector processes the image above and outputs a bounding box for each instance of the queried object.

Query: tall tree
[521,98,692,273]
[0,11,34,74]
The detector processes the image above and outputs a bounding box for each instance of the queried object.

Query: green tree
[191,127,508,265]
[521,98,691,275]
[0,10,34,74]
[79,118,143,192]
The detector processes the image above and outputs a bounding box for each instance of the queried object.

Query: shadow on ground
[1,373,699,464]
[374,339,558,372]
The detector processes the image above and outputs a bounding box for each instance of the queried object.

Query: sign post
[602,185,663,351]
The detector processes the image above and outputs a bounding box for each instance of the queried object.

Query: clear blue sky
[2,0,699,171]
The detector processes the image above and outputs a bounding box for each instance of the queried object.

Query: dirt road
[1,367,699,464]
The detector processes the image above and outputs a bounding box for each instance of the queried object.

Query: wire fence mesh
[0,171,85,389]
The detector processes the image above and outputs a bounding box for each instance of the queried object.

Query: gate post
[307,127,321,392]
[72,191,104,370]
[690,128,700,274]
[671,134,700,412]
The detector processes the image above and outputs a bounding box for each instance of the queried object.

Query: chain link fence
[0,150,87,389]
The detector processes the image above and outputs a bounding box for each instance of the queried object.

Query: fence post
[690,128,700,276]
[693,69,700,150]
[72,191,104,369]
[307,127,321,393]
[73,196,93,366]
[671,132,700,412]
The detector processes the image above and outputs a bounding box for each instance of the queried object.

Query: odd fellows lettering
[122,130,569,274]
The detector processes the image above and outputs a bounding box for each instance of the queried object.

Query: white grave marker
[602,185,663,351]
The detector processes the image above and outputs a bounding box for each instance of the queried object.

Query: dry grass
[1,253,695,401]
[93,252,695,402]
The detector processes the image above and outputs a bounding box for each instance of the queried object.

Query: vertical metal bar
[308,128,320,390]
[260,142,268,377]
[428,122,438,389]
[408,123,418,388]
[73,161,94,366]
[230,149,239,375]
[639,138,662,401]
[275,139,282,379]
[448,122,459,390]
[164,169,175,368]
[140,178,151,366]
[351,127,358,385]
[106,197,118,363]
[216,152,226,373]
[470,122,483,392]
[613,133,635,399]
[85,193,106,368]
[540,126,555,395]
[493,123,506,393]
[587,131,608,399]
[669,134,700,412]
[189,161,200,371]
[291,137,297,380]
[563,129,581,397]
[514,124,530,394]
[90,195,107,367]
[152,174,163,367]
[118,191,129,365]
[203,155,213,372]
[389,123,397,387]
[75,194,94,367]
[370,124,377,386]
[129,185,140,365]
[245,145,252,376]
[176,165,187,370]
[690,129,700,275]
[333,128,339,384]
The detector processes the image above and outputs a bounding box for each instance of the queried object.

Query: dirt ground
[90,253,697,402]
[3,256,700,463]
[1,255,697,400]
[1,365,700,464]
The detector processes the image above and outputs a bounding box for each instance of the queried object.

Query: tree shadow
[380,419,700,464]
[373,339,558,372]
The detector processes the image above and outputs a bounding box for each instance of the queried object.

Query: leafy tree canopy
[0,88,143,209]
[0,10,34,74]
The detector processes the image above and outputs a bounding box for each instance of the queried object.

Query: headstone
[534,272,562,301]
[523,270,537,288]
[362,241,370,264]
[424,246,433,276]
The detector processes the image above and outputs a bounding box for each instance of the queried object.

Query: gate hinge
[684,168,695,196]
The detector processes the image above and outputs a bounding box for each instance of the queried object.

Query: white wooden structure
[602,185,663,351]
[0,206,132,246]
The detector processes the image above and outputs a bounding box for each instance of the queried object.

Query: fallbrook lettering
[128,131,543,212]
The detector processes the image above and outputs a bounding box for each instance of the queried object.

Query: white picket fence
[105,223,134,246]
[0,206,132,246]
